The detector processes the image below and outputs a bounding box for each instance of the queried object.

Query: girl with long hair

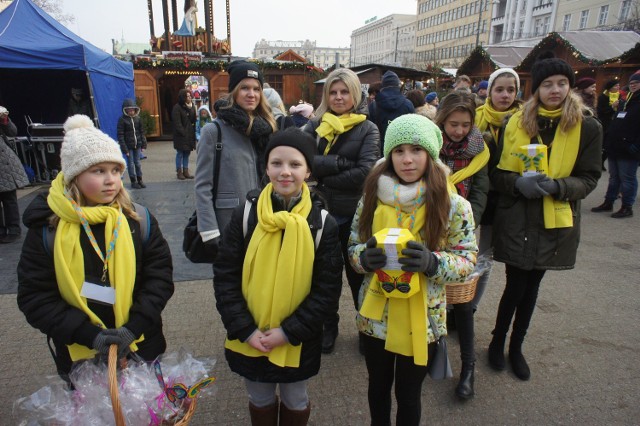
[488,53,602,381]
[349,114,477,425]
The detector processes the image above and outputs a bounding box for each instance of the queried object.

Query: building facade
[555,0,638,32]
[415,0,492,68]
[350,14,416,67]
[252,39,350,70]
[489,0,557,44]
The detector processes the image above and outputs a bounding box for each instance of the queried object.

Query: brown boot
[279,402,310,426]
[249,400,278,426]
[183,168,195,179]
[177,168,185,180]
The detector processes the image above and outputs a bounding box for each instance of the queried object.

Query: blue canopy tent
[0,0,134,140]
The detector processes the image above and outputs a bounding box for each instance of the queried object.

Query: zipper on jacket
[130,117,138,147]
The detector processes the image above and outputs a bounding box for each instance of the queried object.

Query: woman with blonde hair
[488,53,601,381]
[195,60,276,258]
[303,68,380,354]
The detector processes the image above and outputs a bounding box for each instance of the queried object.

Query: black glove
[515,174,550,199]
[360,237,387,272]
[92,329,121,358]
[112,327,136,359]
[399,240,438,276]
[538,178,559,195]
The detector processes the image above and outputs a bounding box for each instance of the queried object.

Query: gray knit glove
[515,174,550,199]
[112,327,136,359]
[360,237,387,272]
[538,178,559,195]
[92,329,121,357]
[399,240,438,276]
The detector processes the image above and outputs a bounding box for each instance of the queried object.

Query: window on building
[579,10,589,29]
[563,14,572,31]
[543,16,550,33]
[518,20,524,38]
[620,0,631,22]
[598,5,609,26]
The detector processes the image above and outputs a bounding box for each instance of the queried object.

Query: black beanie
[264,128,316,173]
[530,51,574,94]
[227,60,264,92]
[604,79,619,91]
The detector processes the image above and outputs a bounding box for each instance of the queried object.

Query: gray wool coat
[0,118,29,192]
[194,119,262,235]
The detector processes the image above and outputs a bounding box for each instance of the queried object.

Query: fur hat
[478,80,488,90]
[487,68,520,94]
[604,79,620,91]
[264,127,316,173]
[383,114,443,160]
[381,71,401,89]
[289,102,314,118]
[575,77,596,90]
[60,115,126,184]
[227,60,263,92]
[530,51,574,94]
[0,106,8,115]
[425,92,438,104]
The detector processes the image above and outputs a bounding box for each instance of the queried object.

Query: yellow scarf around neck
[498,109,580,229]
[605,91,620,107]
[475,99,516,132]
[446,142,490,194]
[316,112,366,154]
[47,173,140,361]
[359,200,430,366]
[225,183,315,368]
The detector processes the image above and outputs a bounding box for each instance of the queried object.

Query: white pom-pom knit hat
[60,115,126,184]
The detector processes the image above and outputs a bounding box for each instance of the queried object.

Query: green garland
[132,58,318,71]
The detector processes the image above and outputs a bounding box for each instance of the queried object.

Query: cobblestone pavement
[1,141,638,424]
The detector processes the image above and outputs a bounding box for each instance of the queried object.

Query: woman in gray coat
[0,107,29,243]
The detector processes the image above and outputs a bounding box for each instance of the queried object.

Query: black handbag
[183,121,222,264]
[427,314,453,380]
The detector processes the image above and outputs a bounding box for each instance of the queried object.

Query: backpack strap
[314,209,329,250]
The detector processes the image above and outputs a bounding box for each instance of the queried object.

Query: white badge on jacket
[81,282,115,305]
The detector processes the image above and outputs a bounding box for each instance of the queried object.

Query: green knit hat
[383,114,443,160]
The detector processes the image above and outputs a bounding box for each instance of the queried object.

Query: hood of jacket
[197,105,213,119]
[355,91,370,116]
[376,87,408,110]
[22,192,53,229]
[121,98,140,116]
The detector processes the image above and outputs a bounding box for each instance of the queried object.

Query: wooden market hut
[456,45,534,80]
[515,31,640,97]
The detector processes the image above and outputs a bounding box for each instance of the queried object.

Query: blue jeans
[175,150,190,170]
[605,156,639,206]
[126,148,142,179]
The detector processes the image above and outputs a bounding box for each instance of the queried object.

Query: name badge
[81,282,115,305]
[617,112,627,119]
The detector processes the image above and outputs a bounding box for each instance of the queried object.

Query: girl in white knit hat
[17,115,174,383]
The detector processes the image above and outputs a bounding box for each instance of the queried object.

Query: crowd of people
[7,54,639,426]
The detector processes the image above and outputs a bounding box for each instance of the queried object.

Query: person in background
[67,88,92,118]
[573,77,597,112]
[368,71,414,151]
[349,114,477,425]
[0,106,30,244]
[263,86,295,130]
[172,89,197,180]
[303,68,380,354]
[289,102,315,128]
[17,115,174,383]
[423,91,439,120]
[406,89,431,119]
[596,79,621,171]
[454,75,472,93]
[591,72,640,218]
[367,81,381,105]
[117,98,147,189]
[213,129,342,425]
[488,53,601,381]
[195,104,213,142]
[435,91,489,399]
[476,80,489,104]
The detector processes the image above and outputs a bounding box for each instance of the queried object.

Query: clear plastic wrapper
[13,348,216,425]
[466,252,492,280]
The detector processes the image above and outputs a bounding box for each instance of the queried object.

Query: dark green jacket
[491,115,602,270]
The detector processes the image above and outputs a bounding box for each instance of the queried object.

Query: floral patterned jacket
[347,193,478,343]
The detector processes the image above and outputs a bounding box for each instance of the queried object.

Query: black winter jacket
[172,95,196,151]
[303,101,380,218]
[17,193,174,376]
[117,99,147,152]
[605,91,640,159]
[368,87,415,148]
[213,191,343,383]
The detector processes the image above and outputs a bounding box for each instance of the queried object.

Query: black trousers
[362,334,432,426]
[0,190,20,235]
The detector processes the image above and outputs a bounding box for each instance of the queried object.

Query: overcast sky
[60,0,417,57]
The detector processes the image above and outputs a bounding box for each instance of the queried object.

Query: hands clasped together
[247,328,287,353]
[361,237,438,276]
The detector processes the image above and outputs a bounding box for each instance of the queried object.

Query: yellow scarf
[446,142,490,194]
[359,201,430,366]
[47,173,140,361]
[476,99,519,143]
[316,112,366,154]
[605,91,620,107]
[498,109,580,229]
[225,183,315,368]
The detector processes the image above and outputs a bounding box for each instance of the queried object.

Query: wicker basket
[108,345,197,426]
[445,275,479,304]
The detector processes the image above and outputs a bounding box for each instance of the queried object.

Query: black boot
[488,332,507,371]
[130,177,141,189]
[322,313,339,354]
[611,205,633,218]
[454,303,475,399]
[591,200,613,212]
[509,329,530,381]
[137,176,146,188]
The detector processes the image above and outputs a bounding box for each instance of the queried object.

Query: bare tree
[32,0,74,25]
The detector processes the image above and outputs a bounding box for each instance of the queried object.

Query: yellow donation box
[373,228,420,299]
